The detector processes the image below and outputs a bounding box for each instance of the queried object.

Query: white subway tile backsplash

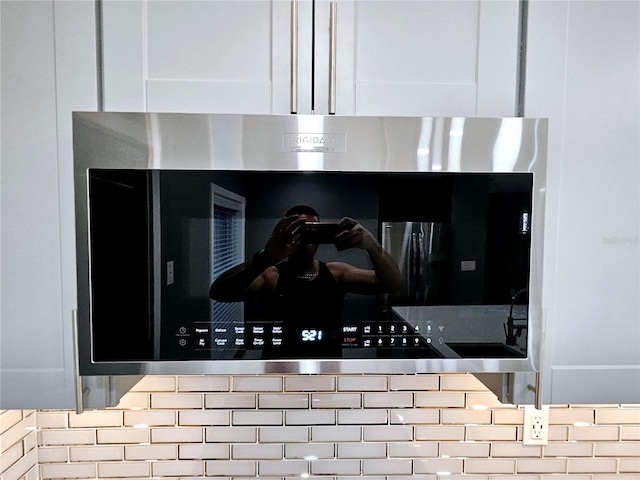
[69,445,122,462]
[415,392,465,408]
[205,459,256,476]
[233,411,283,426]
[363,392,413,408]
[466,426,517,441]
[40,429,96,446]
[179,443,230,460]
[286,442,335,459]
[337,375,387,391]
[311,426,361,442]
[205,393,256,409]
[543,442,593,457]
[178,375,230,392]
[124,444,178,460]
[232,443,283,459]
[206,426,257,443]
[311,393,361,409]
[151,393,203,409]
[465,459,515,474]
[151,427,203,443]
[36,412,67,429]
[389,409,439,425]
[621,426,640,440]
[516,458,567,474]
[388,442,438,458]
[567,458,618,473]
[363,458,412,475]
[233,376,283,392]
[97,460,151,478]
[178,409,230,426]
[338,442,386,459]
[2,442,25,474]
[3,414,36,449]
[493,409,524,425]
[338,409,386,425]
[310,459,360,475]
[414,458,464,474]
[465,393,503,409]
[596,408,640,424]
[363,425,413,442]
[1,410,24,434]
[549,407,595,425]
[286,410,335,425]
[389,375,439,391]
[96,427,148,444]
[619,457,640,472]
[259,459,309,476]
[37,446,68,463]
[569,425,620,441]
[4,373,640,480]
[594,441,640,456]
[490,443,542,458]
[440,374,489,391]
[124,410,176,427]
[68,411,122,428]
[40,462,97,479]
[441,409,491,425]
[259,427,309,443]
[285,376,336,392]
[114,392,150,410]
[439,442,490,458]
[259,394,309,409]
[415,426,465,441]
[151,459,204,477]
[130,376,176,392]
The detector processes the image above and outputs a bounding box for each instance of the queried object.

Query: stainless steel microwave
[73,113,547,376]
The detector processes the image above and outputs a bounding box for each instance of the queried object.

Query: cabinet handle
[72,309,84,414]
[328,0,337,114]
[291,0,298,113]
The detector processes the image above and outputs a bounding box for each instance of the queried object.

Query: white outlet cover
[523,405,550,445]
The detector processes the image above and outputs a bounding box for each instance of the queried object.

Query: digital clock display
[300,329,324,342]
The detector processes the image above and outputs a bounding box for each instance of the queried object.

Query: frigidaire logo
[282,133,347,153]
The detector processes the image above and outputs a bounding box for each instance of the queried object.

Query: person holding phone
[209,205,402,357]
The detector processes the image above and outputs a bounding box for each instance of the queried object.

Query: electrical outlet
[523,405,549,445]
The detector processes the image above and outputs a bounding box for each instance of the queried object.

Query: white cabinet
[102,0,521,116]
[0,1,138,409]
[102,0,292,113]
[526,0,639,404]
[325,0,520,116]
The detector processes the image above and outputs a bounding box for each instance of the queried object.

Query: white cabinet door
[102,0,294,114]
[0,1,97,409]
[526,0,640,404]
[312,0,521,116]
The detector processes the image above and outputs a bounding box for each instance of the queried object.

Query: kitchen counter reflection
[391,304,528,359]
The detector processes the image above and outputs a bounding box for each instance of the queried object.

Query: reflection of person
[209,205,401,356]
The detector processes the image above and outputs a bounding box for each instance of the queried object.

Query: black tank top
[261,261,345,358]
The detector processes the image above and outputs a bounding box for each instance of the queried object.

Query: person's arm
[209,215,304,302]
[330,217,402,294]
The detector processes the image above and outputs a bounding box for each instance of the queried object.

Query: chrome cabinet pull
[291,0,299,113]
[72,309,84,414]
[328,0,337,114]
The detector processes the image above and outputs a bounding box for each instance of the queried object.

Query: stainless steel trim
[291,0,299,113]
[328,0,337,114]
[72,309,84,414]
